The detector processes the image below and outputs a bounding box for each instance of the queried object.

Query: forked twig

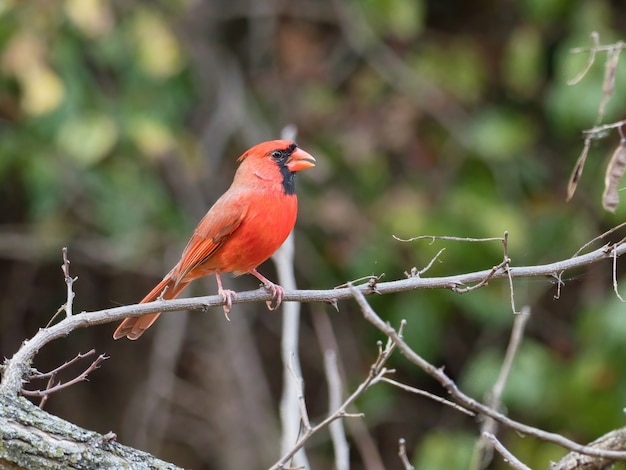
[22,350,108,408]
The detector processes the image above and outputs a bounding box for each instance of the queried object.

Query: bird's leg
[250,269,285,310]
[215,271,236,320]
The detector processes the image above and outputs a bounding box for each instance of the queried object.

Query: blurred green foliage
[1,0,626,469]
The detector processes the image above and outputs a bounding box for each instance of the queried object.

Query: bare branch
[348,285,626,461]
[269,333,396,469]
[552,427,626,470]
[3,236,626,397]
[572,221,626,257]
[482,433,531,470]
[380,377,474,417]
[22,351,108,408]
[394,235,504,243]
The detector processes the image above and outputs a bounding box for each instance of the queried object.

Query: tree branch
[348,284,626,462]
[2,239,625,398]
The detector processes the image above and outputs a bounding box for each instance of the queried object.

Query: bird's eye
[271,150,283,160]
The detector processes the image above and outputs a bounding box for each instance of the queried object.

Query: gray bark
[0,395,182,470]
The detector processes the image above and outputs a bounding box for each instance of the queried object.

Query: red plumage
[113,140,315,340]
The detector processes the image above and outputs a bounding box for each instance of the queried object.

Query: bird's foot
[262,282,285,310]
[219,288,237,321]
[249,269,285,310]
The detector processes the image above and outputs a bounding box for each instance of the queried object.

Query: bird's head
[237,140,316,194]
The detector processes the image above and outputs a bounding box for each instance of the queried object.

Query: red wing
[173,197,248,282]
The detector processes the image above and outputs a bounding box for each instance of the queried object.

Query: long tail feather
[113,275,189,340]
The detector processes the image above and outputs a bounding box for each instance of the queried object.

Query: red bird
[113,140,315,340]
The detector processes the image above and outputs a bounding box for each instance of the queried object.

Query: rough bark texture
[0,395,182,470]
[551,427,626,470]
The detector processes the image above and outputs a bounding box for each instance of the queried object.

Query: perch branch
[2,239,626,397]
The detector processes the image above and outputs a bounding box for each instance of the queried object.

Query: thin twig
[482,433,531,470]
[404,248,446,278]
[612,242,625,301]
[23,353,108,401]
[61,247,77,317]
[572,221,626,258]
[29,349,97,380]
[583,119,626,137]
[451,258,510,294]
[393,235,504,244]
[380,377,474,416]
[269,331,396,469]
[501,232,519,314]
[567,32,600,85]
[398,438,415,470]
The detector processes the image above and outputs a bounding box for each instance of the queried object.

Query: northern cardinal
[113,140,315,340]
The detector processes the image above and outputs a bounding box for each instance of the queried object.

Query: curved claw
[249,269,285,311]
[264,283,285,310]
[219,288,237,320]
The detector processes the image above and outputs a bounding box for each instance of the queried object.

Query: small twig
[404,248,447,278]
[398,438,415,470]
[23,352,108,408]
[500,232,519,314]
[612,243,625,302]
[29,349,97,380]
[380,377,474,416]
[583,119,626,137]
[567,31,600,85]
[452,258,509,294]
[61,247,77,317]
[334,273,384,289]
[393,235,504,244]
[551,271,565,300]
[572,221,626,258]
[269,323,396,470]
[482,433,531,470]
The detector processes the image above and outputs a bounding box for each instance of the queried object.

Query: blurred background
[2,0,626,468]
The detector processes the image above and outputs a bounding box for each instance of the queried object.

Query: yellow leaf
[129,116,175,158]
[132,10,182,78]
[65,0,113,38]
[20,65,65,116]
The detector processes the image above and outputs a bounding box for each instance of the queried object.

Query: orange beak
[286,147,316,172]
